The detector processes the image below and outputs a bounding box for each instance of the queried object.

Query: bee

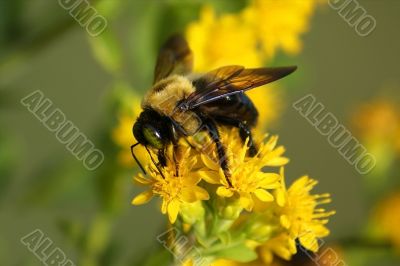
[131,34,296,186]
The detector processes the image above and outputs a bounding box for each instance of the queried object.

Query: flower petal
[267,157,289,166]
[239,194,254,211]
[216,186,234,197]
[259,173,281,188]
[182,173,201,185]
[167,200,181,223]
[181,188,198,203]
[131,190,153,205]
[280,214,291,229]
[181,186,209,203]
[133,175,152,185]
[193,186,210,200]
[161,200,168,214]
[254,189,274,202]
[198,170,220,184]
[259,246,274,264]
[299,233,319,252]
[275,189,286,207]
[201,154,219,170]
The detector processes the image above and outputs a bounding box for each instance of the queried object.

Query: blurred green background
[0,0,399,265]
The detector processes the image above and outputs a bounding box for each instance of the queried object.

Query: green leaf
[213,243,258,263]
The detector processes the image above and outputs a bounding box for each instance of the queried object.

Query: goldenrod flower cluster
[132,128,334,265]
[186,0,323,71]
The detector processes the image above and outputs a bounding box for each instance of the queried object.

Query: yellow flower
[278,171,334,251]
[243,0,322,58]
[130,129,333,263]
[259,233,296,263]
[131,146,209,223]
[199,128,288,211]
[371,191,400,250]
[186,0,322,71]
[186,5,261,71]
[258,168,335,263]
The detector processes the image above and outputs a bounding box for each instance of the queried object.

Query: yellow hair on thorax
[142,75,200,135]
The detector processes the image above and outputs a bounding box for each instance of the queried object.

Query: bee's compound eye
[143,124,164,149]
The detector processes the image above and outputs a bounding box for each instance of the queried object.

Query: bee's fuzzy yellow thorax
[142,75,200,135]
[142,75,195,114]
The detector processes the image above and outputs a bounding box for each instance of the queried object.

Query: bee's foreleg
[145,146,166,179]
[201,117,233,187]
[156,148,180,177]
[157,149,167,167]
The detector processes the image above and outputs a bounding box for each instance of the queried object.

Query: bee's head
[133,109,169,150]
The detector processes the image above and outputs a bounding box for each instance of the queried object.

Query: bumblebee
[132,34,296,186]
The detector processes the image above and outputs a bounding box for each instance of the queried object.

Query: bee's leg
[214,117,258,157]
[202,117,233,187]
[238,122,258,157]
[172,143,180,176]
[155,146,179,176]
[183,138,196,149]
[157,149,167,167]
[169,123,181,176]
[145,146,165,179]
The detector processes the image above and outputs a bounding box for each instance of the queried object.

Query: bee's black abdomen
[199,93,258,127]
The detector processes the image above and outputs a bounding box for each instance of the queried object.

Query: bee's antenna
[145,146,166,179]
[131,143,147,175]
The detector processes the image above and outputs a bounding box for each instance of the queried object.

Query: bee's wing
[184,65,297,108]
[153,34,193,84]
[191,65,244,96]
